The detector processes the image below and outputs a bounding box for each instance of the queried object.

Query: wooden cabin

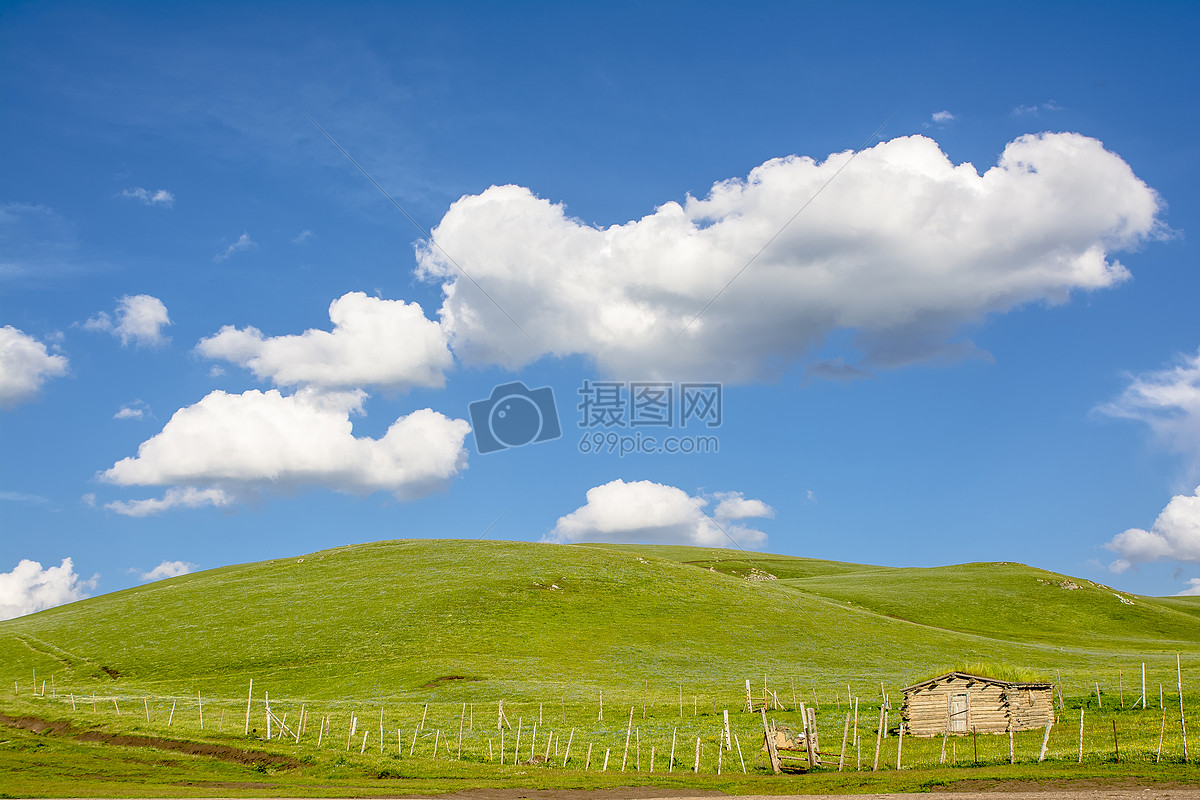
[901,671,1054,736]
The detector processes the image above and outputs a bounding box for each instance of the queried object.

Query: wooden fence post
[621,706,633,770]
[799,701,815,769]
[1038,722,1052,762]
[1179,653,1189,764]
[1078,708,1084,763]
[761,707,780,774]
[1157,708,1166,763]
[244,678,253,735]
[734,732,746,773]
[458,703,465,759]
[839,711,851,771]
[872,706,884,771]
[853,696,859,746]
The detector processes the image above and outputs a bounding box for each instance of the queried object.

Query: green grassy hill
[2,539,1197,706]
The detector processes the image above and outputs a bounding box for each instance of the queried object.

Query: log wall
[901,676,1053,737]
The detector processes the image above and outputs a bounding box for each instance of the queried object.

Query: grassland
[1,539,1198,796]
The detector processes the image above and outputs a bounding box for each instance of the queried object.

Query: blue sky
[2,0,1199,616]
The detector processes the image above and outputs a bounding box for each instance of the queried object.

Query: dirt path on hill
[0,712,299,768]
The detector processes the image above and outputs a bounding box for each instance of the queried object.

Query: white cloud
[0,491,49,505]
[0,558,97,621]
[1013,101,1064,116]
[1097,349,1200,466]
[81,492,96,507]
[114,399,151,420]
[293,229,314,244]
[0,326,69,409]
[712,490,775,521]
[546,479,769,546]
[107,487,232,517]
[417,133,1162,382]
[1105,486,1200,572]
[83,294,172,348]
[931,111,956,123]
[1179,578,1200,596]
[137,560,196,581]
[120,187,174,207]
[213,232,255,263]
[197,292,452,391]
[101,387,470,513]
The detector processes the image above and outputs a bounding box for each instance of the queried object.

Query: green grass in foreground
[1,691,1197,797]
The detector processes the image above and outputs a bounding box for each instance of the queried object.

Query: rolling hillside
[2,540,1197,705]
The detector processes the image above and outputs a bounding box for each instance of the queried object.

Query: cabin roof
[902,671,1054,693]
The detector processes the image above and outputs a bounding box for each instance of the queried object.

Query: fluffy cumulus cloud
[546,479,772,546]
[417,133,1162,382]
[1179,578,1200,597]
[120,187,174,207]
[712,490,776,521]
[197,292,451,390]
[1105,486,1200,572]
[138,560,195,582]
[101,387,470,514]
[0,558,97,620]
[83,294,171,347]
[1098,349,1200,574]
[1098,348,1200,466]
[0,326,69,408]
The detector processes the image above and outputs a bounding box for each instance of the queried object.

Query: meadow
[1,539,1198,795]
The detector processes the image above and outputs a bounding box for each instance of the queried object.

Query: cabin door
[949,693,969,732]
